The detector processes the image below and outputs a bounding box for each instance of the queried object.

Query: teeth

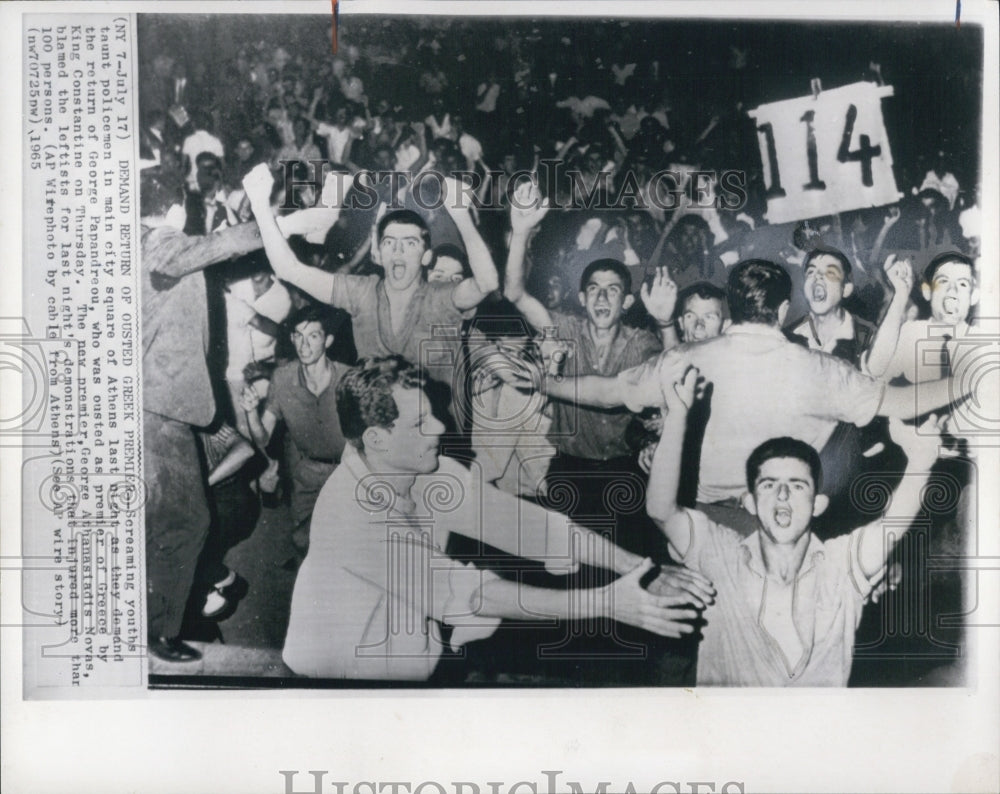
[774,509,792,528]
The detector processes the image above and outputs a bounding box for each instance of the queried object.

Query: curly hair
[336,357,425,449]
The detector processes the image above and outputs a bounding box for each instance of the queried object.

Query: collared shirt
[674,509,876,686]
[785,310,876,370]
[141,222,264,426]
[224,276,291,380]
[550,310,662,460]
[888,319,971,384]
[266,359,349,462]
[282,447,575,680]
[328,274,469,377]
[616,324,886,503]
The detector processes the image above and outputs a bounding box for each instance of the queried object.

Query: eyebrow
[756,476,813,486]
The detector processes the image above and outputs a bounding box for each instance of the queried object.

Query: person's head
[544,272,569,311]
[375,210,433,291]
[235,137,256,163]
[427,244,470,284]
[140,170,183,222]
[373,144,395,171]
[578,259,634,331]
[287,305,337,365]
[742,437,828,545]
[727,259,792,327]
[676,282,726,342]
[195,152,223,194]
[673,215,712,258]
[802,246,853,317]
[292,115,310,144]
[921,252,978,326]
[336,357,445,474]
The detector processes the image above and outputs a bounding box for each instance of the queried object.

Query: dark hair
[803,245,852,281]
[746,437,823,492]
[377,209,431,247]
[727,259,792,326]
[140,170,183,219]
[287,304,339,339]
[432,244,471,277]
[677,282,726,317]
[336,357,425,449]
[923,251,976,285]
[580,258,632,294]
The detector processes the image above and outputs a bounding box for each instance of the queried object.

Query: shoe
[201,571,249,619]
[148,636,202,663]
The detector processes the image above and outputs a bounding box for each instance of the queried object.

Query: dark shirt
[266,360,350,462]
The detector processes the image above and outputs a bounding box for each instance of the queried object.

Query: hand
[486,343,539,392]
[239,384,262,413]
[410,121,425,136]
[883,254,914,295]
[659,359,700,415]
[312,85,325,102]
[440,175,472,219]
[603,559,701,638]
[883,205,901,227]
[509,180,550,235]
[242,163,275,208]
[640,266,678,326]
[645,564,716,610]
[638,444,655,475]
[888,414,944,471]
[870,561,902,604]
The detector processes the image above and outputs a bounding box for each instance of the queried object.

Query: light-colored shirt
[617,324,886,503]
[282,448,575,680]
[316,122,353,164]
[224,277,291,380]
[674,508,876,686]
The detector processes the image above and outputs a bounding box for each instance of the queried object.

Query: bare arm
[444,177,500,310]
[645,366,700,558]
[863,255,913,378]
[502,181,554,328]
[877,377,965,419]
[206,436,256,487]
[243,164,338,306]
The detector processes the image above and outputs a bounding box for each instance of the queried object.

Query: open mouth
[942,296,960,315]
[774,507,793,528]
[392,264,407,280]
[593,307,611,319]
[811,283,828,303]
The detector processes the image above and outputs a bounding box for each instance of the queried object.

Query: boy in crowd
[535,259,970,536]
[243,163,499,424]
[282,357,715,681]
[240,305,351,558]
[646,364,944,686]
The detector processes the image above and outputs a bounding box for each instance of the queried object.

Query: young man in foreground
[282,357,715,681]
[645,364,944,686]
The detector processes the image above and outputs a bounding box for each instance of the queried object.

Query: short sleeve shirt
[675,509,876,686]
[265,360,349,462]
[549,311,662,460]
[616,324,885,502]
[282,447,575,680]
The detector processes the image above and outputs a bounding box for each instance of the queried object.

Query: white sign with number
[748,81,902,225]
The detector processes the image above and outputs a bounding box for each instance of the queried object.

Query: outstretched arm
[243,164,338,306]
[857,415,943,577]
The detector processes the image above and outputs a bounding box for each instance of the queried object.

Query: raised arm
[640,266,681,350]
[442,176,500,310]
[857,415,943,577]
[143,221,264,280]
[502,180,553,330]
[243,164,338,306]
[863,255,913,378]
[645,364,701,558]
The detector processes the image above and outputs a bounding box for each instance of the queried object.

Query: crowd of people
[137,16,985,686]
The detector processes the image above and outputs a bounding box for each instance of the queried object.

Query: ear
[421,248,433,267]
[812,494,829,518]
[578,291,587,308]
[921,283,931,303]
[971,286,980,307]
[741,491,758,517]
[721,318,732,332]
[777,299,790,326]
[622,294,635,311]
[324,334,334,350]
[363,426,386,452]
[843,282,854,299]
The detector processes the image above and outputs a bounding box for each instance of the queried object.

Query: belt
[306,456,338,465]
